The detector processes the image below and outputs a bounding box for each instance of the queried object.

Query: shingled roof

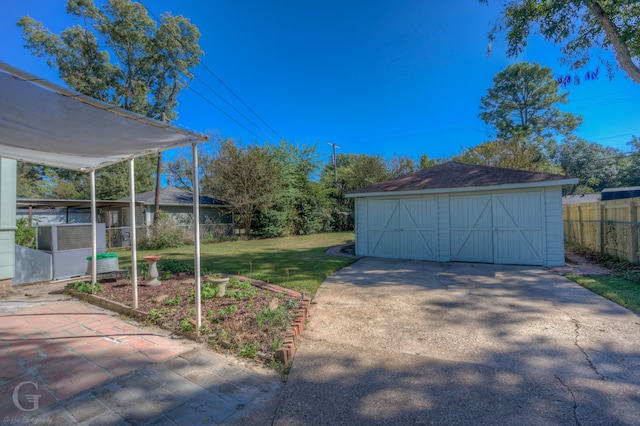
[118,187,225,206]
[346,161,576,196]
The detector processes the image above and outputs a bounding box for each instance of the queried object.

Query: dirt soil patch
[85,273,301,365]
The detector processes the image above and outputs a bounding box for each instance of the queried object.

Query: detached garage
[346,162,577,267]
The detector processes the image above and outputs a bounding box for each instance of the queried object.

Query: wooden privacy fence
[563,197,640,264]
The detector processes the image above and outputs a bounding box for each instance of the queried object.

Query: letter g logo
[12,381,41,412]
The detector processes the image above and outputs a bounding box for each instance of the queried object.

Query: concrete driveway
[274,258,640,425]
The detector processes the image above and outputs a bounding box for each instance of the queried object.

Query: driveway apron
[274,258,640,425]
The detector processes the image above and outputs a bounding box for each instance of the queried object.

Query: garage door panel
[368,230,401,259]
[450,195,492,228]
[494,230,543,264]
[493,192,544,265]
[399,231,438,260]
[400,198,437,228]
[368,200,399,228]
[449,195,493,262]
[366,198,438,260]
[450,230,493,263]
[493,193,541,228]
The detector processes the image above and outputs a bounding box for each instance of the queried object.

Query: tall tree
[202,139,282,236]
[553,137,623,193]
[387,154,417,178]
[252,141,333,237]
[419,154,445,169]
[17,0,202,199]
[481,0,640,84]
[620,136,640,187]
[453,135,557,172]
[479,62,581,153]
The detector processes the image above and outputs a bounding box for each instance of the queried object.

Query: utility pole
[327,142,340,187]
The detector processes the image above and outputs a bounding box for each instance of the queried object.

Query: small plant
[67,281,103,294]
[181,318,195,332]
[206,309,217,322]
[160,271,172,280]
[164,294,181,306]
[148,308,164,323]
[220,304,239,317]
[285,299,298,310]
[159,259,194,274]
[228,278,252,290]
[271,339,283,351]
[201,281,217,300]
[255,306,289,329]
[240,342,259,358]
[206,304,238,323]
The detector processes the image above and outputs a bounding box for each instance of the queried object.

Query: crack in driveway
[569,315,606,381]
[555,374,581,426]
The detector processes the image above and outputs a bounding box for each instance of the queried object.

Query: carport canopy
[0,62,207,171]
[0,61,209,326]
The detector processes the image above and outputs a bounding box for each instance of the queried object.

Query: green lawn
[566,273,640,315]
[110,232,357,296]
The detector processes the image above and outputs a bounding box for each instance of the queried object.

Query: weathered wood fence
[563,197,640,264]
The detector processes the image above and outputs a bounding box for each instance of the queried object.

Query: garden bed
[67,273,309,369]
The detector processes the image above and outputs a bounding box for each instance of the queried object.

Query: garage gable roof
[346,161,577,197]
[0,62,208,171]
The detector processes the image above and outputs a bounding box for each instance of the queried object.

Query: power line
[139,1,283,142]
[192,74,278,143]
[197,61,284,141]
[189,86,264,141]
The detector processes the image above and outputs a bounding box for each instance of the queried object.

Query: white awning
[0,61,208,171]
[1,62,206,322]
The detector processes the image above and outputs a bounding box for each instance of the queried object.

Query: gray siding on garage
[544,186,564,265]
[354,186,566,267]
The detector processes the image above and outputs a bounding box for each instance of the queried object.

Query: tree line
[13,0,640,239]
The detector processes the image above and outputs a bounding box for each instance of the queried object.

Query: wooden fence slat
[563,197,640,264]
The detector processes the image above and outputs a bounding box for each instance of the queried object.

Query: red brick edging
[226,274,310,365]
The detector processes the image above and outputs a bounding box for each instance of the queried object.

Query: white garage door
[366,198,438,260]
[449,191,545,265]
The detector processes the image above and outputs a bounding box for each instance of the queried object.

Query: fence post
[631,201,639,264]
[577,205,584,247]
[600,204,605,256]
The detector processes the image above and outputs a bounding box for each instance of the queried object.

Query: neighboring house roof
[17,198,130,209]
[117,187,226,207]
[562,194,601,205]
[346,161,577,197]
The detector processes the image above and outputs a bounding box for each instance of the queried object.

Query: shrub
[137,211,190,250]
[15,218,37,248]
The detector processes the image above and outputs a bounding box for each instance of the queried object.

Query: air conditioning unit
[37,223,106,280]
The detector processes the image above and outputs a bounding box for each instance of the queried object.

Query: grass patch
[563,246,640,314]
[567,273,640,315]
[111,232,356,297]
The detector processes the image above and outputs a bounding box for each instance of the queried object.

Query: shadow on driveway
[274,258,640,425]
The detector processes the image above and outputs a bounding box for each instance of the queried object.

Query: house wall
[0,158,17,292]
[354,185,565,267]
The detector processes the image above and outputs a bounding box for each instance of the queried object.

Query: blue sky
[2,0,639,166]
